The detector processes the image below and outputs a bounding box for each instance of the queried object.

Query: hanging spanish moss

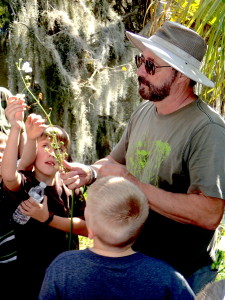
[6,0,145,163]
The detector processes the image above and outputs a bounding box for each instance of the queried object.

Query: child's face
[34,138,60,178]
[0,141,7,177]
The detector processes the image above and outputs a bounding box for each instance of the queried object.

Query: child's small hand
[5,96,27,128]
[25,113,47,140]
[19,195,49,222]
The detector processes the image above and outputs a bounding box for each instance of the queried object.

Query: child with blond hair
[39,176,195,300]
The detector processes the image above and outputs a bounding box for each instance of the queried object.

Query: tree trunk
[3,0,153,163]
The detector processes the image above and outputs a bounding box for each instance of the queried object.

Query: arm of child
[2,97,27,190]
[5,96,27,160]
[19,196,88,237]
[50,215,88,237]
[18,126,27,158]
[18,113,47,170]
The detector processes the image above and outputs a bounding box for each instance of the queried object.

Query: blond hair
[86,176,149,247]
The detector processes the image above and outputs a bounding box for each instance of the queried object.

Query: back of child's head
[86,176,149,247]
[38,125,70,152]
[0,131,8,144]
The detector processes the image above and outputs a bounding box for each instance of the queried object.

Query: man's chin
[138,87,149,100]
[138,89,166,102]
[139,90,155,101]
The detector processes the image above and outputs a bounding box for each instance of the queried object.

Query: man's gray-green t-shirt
[111,99,225,277]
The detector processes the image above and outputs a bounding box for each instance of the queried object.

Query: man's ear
[177,72,189,83]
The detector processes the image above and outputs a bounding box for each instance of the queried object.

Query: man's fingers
[62,160,72,171]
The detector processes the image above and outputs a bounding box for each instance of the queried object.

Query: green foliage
[213,249,225,280]
[213,225,225,280]
[0,3,10,28]
[186,0,225,107]
[79,235,93,250]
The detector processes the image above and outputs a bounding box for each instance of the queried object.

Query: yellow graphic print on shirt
[128,140,171,186]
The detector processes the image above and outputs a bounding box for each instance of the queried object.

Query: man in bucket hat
[126,21,215,88]
[61,21,225,294]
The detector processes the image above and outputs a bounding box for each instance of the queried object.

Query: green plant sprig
[16,58,66,172]
[16,59,51,124]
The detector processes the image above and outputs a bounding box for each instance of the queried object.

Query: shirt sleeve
[110,124,129,165]
[2,172,30,211]
[186,123,225,199]
[110,101,148,164]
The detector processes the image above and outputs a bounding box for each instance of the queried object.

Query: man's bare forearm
[124,171,224,230]
[96,155,224,230]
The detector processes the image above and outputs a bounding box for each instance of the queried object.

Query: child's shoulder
[19,169,35,180]
[3,170,37,196]
[19,170,40,187]
[135,252,179,272]
[50,249,88,267]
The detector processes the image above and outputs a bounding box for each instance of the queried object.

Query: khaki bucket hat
[126,21,214,88]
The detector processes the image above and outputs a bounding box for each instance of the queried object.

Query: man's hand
[60,161,92,189]
[19,195,49,222]
[60,156,129,189]
[97,156,129,178]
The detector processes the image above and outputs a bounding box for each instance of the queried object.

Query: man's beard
[138,71,178,102]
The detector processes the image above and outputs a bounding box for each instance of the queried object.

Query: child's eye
[54,147,65,155]
[42,144,49,149]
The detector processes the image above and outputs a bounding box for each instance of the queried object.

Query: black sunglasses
[135,55,171,75]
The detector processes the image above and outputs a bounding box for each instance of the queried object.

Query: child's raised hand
[25,113,47,140]
[5,96,27,128]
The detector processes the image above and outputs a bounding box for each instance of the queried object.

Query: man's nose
[136,63,147,77]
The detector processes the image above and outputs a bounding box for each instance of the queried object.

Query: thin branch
[13,21,47,48]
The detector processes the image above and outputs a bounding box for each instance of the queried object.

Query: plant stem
[68,189,75,250]
[16,66,52,125]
